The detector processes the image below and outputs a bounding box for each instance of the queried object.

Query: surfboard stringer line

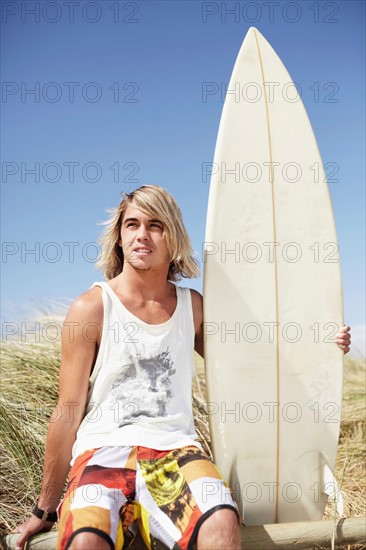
[253,28,281,523]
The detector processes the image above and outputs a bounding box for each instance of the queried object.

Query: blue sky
[1,1,365,353]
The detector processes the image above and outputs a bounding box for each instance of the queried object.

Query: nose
[136,223,148,241]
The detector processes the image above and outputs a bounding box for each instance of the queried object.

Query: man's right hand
[14,514,55,550]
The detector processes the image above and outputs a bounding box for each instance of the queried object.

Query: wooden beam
[241,517,366,549]
[1,517,365,550]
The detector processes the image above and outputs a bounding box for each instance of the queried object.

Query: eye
[126,222,137,228]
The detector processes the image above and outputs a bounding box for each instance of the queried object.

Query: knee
[204,507,239,531]
[197,508,240,549]
[67,530,112,550]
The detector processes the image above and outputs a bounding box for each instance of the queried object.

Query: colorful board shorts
[57,445,239,550]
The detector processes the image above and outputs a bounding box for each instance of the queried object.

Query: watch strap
[32,505,58,522]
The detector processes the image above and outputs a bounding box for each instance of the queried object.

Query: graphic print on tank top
[111,347,176,427]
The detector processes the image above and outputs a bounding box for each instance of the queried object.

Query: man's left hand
[337,325,351,354]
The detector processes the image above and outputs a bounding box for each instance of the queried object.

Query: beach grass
[1,316,365,547]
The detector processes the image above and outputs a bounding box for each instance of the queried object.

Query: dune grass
[1,316,365,546]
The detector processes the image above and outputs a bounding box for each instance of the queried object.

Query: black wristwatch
[32,505,58,523]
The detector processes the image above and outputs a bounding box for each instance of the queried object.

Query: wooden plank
[241,517,366,549]
[1,517,365,549]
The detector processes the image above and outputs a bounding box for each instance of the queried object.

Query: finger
[338,338,351,347]
[15,533,26,550]
[341,325,351,333]
[338,344,350,352]
[337,332,351,340]
[15,526,34,550]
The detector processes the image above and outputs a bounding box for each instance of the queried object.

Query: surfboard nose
[240,27,271,60]
[244,26,259,42]
[245,27,273,50]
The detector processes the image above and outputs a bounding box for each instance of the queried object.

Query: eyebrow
[123,217,163,225]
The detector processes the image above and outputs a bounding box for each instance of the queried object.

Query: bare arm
[15,287,103,549]
[191,290,204,358]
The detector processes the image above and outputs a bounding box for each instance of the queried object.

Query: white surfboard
[203,27,344,525]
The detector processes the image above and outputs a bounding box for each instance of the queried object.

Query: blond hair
[96,185,200,281]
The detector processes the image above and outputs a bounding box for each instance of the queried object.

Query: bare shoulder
[65,285,103,325]
[59,287,104,397]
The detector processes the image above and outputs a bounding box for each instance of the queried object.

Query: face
[119,204,171,274]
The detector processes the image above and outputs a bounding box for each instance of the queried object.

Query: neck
[114,264,171,300]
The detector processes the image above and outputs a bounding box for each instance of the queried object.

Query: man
[16,185,351,550]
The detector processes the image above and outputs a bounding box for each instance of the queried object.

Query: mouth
[133,247,152,255]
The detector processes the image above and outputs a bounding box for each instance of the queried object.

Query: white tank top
[71,282,201,463]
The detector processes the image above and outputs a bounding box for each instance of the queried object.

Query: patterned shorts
[56,445,239,550]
